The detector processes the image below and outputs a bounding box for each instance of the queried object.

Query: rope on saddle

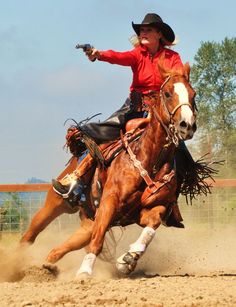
[64,113,102,128]
[63,114,105,164]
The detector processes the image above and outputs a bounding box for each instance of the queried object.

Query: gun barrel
[75,43,92,51]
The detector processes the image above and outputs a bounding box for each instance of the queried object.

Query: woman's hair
[129,34,178,48]
[160,37,179,47]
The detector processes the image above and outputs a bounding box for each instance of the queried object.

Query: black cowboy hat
[132,13,175,44]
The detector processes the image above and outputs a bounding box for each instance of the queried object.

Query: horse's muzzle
[178,120,197,140]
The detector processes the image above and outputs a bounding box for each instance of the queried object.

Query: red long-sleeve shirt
[99,45,183,94]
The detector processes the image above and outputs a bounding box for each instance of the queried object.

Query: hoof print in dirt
[42,263,60,276]
[22,265,59,282]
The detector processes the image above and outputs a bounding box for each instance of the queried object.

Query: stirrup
[52,178,78,199]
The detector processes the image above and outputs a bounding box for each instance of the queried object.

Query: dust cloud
[0,224,236,306]
[1,222,235,282]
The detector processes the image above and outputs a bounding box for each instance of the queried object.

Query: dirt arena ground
[1,223,236,306]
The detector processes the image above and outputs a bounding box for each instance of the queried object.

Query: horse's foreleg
[45,218,94,263]
[76,193,117,276]
[139,205,166,229]
[116,205,166,274]
[20,188,71,245]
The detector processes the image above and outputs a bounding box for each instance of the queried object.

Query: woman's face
[139,26,162,47]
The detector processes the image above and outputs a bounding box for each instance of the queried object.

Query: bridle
[152,75,194,146]
[160,75,194,121]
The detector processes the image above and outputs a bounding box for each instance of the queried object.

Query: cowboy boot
[52,153,94,198]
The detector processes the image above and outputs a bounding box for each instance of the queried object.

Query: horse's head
[157,63,197,143]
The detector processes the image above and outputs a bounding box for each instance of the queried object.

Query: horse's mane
[157,51,190,81]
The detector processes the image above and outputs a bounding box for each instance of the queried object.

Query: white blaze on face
[173,82,194,124]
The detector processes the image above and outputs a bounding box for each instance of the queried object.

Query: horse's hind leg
[116,205,166,274]
[45,218,94,264]
[20,187,74,245]
[20,157,78,245]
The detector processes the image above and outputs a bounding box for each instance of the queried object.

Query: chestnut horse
[20,63,196,275]
[75,63,196,276]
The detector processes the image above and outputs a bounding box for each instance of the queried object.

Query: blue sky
[0,0,235,184]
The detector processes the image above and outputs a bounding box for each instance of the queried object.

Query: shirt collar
[139,44,165,56]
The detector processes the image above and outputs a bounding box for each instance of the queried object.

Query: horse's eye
[164,92,171,98]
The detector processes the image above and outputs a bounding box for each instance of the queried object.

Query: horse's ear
[184,62,191,81]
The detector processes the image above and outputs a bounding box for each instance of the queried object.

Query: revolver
[75,43,93,52]
[75,43,96,61]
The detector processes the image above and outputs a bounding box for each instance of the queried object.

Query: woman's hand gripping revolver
[75,43,100,62]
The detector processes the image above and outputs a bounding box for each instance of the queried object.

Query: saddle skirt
[96,117,150,166]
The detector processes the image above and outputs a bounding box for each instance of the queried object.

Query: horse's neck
[138,115,171,169]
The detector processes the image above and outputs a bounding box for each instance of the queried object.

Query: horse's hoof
[116,262,133,275]
[116,252,138,275]
[42,263,60,276]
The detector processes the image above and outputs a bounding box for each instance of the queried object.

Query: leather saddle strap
[123,135,156,188]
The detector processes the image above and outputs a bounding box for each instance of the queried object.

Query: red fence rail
[0,179,236,193]
[0,180,235,232]
[0,183,51,192]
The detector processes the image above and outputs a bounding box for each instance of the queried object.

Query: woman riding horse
[75,63,197,276]
[20,13,214,272]
[52,13,194,226]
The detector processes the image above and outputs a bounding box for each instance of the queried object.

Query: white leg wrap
[129,227,156,254]
[76,253,96,276]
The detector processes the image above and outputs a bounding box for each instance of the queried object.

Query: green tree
[191,37,236,175]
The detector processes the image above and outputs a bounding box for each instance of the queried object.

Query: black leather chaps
[80,95,144,144]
